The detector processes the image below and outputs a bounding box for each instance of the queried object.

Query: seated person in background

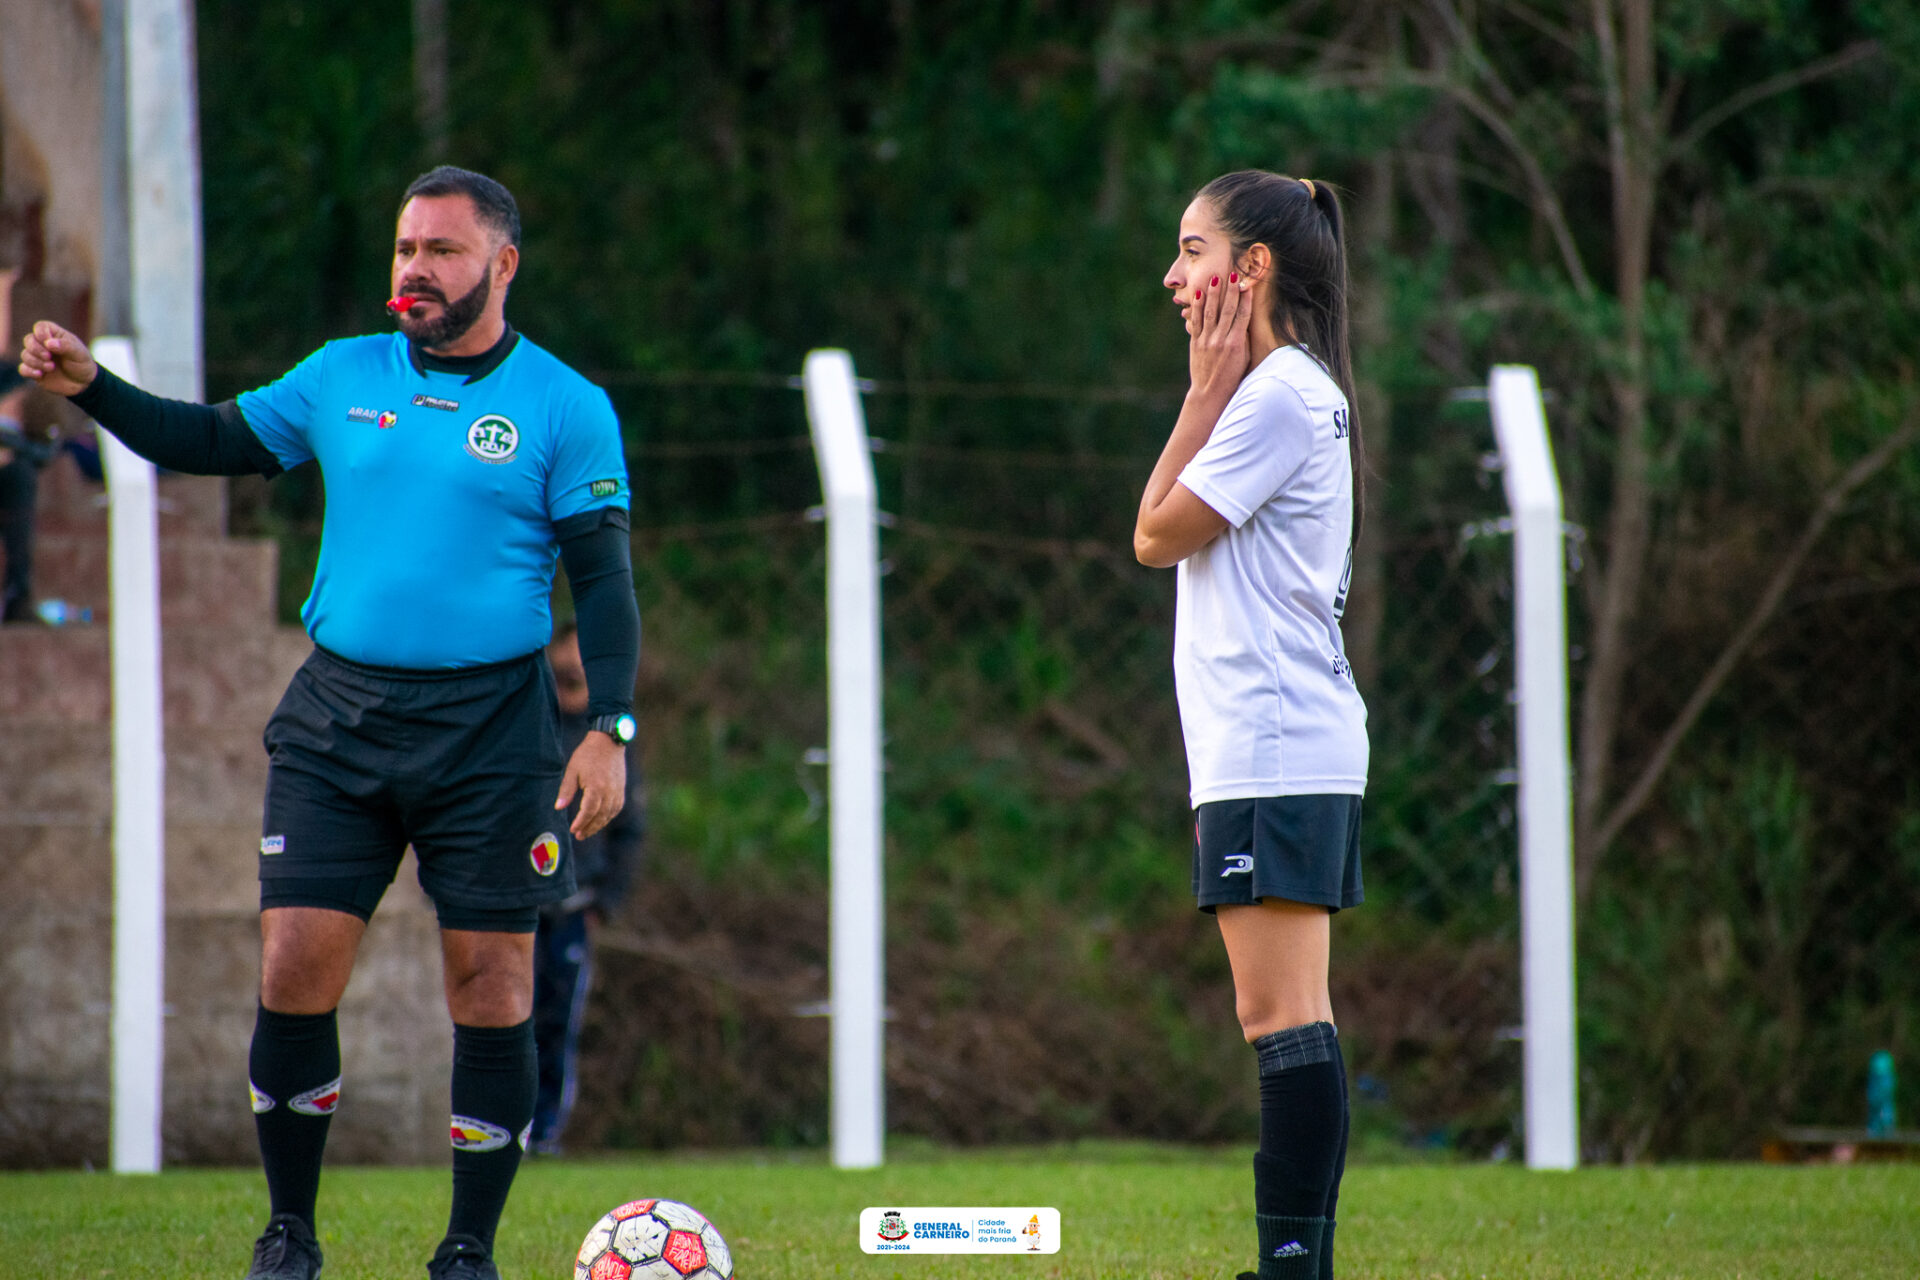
[0,361,54,623]
[531,621,645,1154]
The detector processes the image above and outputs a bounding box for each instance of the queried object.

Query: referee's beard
[397,270,491,351]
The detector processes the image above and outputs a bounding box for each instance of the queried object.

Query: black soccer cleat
[243,1213,323,1280]
[427,1234,502,1280]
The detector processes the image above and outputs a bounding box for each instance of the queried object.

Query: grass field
[3,1143,1913,1279]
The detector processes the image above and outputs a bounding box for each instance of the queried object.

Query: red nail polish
[1211,276,1220,287]
[1230,272,1239,283]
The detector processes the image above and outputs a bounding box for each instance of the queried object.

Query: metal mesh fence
[576,375,1920,1155]
[573,378,1554,1147]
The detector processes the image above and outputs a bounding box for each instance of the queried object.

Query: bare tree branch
[1589,407,1920,864]
[1321,67,1596,298]
[1424,0,1520,111]
[1668,40,1881,161]
[1489,0,1585,60]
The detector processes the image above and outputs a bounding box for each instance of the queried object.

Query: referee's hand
[20,321,100,398]
[555,732,627,840]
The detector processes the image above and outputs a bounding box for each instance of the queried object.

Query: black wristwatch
[589,712,637,744]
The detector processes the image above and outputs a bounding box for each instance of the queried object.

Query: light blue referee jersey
[237,332,629,668]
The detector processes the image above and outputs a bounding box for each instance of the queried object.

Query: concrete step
[0,624,309,725]
[0,902,449,1166]
[0,724,283,825]
[28,532,278,629]
[30,445,227,538]
[3,818,442,917]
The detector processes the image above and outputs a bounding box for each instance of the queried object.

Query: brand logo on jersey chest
[413,393,460,412]
[465,414,520,463]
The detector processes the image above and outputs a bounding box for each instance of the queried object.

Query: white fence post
[1488,364,1579,1170]
[93,337,167,1175]
[802,349,885,1169]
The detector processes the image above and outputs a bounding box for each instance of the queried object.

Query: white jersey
[1173,344,1369,806]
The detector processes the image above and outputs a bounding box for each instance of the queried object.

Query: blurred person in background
[530,621,644,1155]
[0,360,54,622]
[1134,171,1369,1280]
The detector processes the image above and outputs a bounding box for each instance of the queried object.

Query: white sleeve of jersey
[1176,374,1315,529]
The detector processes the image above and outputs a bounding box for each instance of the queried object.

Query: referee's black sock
[445,1019,537,1253]
[1250,1020,1344,1278]
[250,1004,342,1233]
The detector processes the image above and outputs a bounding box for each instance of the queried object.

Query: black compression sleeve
[69,365,284,478]
[557,509,640,720]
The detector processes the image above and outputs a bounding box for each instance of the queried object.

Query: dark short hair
[401,165,521,248]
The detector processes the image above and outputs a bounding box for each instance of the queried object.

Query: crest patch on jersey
[377,410,398,430]
[590,478,620,498]
[412,393,460,412]
[465,414,520,463]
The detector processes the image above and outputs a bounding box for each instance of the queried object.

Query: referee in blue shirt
[21,167,639,1280]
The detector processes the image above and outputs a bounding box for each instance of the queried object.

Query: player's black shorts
[1192,794,1364,914]
[259,645,577,931]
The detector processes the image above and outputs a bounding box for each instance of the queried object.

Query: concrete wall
[0,0,103,287]
[0,5,454,1169]
[0,462,457,1169]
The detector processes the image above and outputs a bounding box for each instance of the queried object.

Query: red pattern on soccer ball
[612,1199,658,1220]
[588,1253,632,1280]
[661,1230,708,1275]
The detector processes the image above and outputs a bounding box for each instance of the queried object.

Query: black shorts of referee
[258,645,578,933]
[1192,794,1364,913]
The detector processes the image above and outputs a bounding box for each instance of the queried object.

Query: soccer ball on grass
[574,1199,734,1280]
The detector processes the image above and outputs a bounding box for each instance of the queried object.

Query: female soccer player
[1134,170,1368,1280]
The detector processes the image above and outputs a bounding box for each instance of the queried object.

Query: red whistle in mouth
[386,295,418,313]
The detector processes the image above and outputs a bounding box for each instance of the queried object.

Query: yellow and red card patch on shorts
[530,831,563,877]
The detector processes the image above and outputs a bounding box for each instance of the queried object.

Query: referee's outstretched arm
[18,321,285,477]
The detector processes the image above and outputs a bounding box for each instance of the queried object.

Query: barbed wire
[206,360,1184,407]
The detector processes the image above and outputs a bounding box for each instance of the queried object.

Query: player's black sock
[1255,1214,1325,1279]
[445,1019,536,1252]
[1250,1020,1343,1278]
[1320,1033,1350,1280]
[250,1004,342,1233]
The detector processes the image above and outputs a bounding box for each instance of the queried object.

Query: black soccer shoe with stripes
[427,1234,501,1280]
[243,1214,323,1280]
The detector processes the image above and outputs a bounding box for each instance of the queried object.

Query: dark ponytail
[1196,170,1365,545]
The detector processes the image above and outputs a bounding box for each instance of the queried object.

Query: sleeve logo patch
[261,835,286,855]
[465,414,520,463]
[590,478,621,498]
